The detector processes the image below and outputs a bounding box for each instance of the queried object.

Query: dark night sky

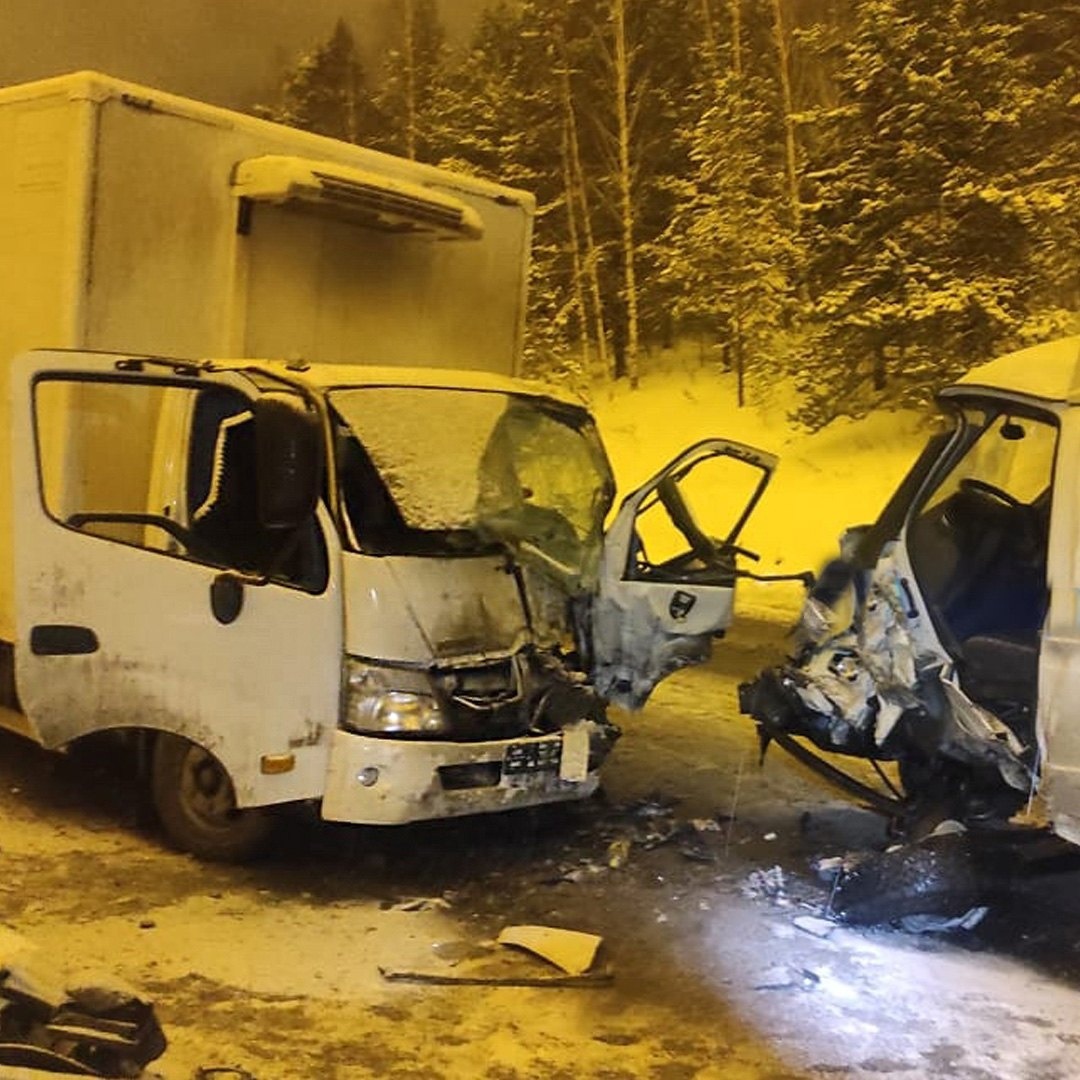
[0,1,489,111]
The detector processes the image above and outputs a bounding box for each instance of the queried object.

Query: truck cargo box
[0,70,534,639]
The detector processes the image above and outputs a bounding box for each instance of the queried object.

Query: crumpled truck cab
[9,350,780,859]
[742,336,1080,847]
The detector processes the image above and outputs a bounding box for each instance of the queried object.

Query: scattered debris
[898,907,989,934]
[763,832,778,842]
[430,940,486,964]
[690,818,724,833]
[388,895,452,913]
[378,966,613,988]
[0,932,166,1078]
[793,914,837,939]
[678,838,717,864]
[497,925,602,976]
[606,837,632,869]
[741,865,786,901]
[753,965,796,990]
[829,833,986,927]
[811,855,847,881]
[545,863,608,885]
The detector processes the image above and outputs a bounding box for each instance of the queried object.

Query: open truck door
[591,439,776,709]
[10,351,342,859]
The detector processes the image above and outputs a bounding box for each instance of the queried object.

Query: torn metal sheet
[379,966,613,988]
[496,925,602,976]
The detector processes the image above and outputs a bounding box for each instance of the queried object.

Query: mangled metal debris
[0,932,165,1078]
[741,866,786,902]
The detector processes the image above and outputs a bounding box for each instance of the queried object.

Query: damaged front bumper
[739,555,1036,826]
[319,720,618,825]
[740,665,901,761]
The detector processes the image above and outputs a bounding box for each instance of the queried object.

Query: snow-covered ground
[592,363,932,616]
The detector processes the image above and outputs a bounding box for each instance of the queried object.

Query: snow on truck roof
[234,360,590,413]
[955,335,1080,403]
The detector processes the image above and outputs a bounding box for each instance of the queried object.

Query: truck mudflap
[319,720,618,825]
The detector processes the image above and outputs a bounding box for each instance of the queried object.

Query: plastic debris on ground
[379,925,610,988]
[606,837,632,869]
[496,925,603,976]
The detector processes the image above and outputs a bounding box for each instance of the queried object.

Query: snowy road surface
[2,615,1079,1079]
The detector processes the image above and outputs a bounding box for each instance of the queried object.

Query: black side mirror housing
[254,391,323,530]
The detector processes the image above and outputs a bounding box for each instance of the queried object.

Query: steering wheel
[958,477,1023,509]
[655,478,761,567]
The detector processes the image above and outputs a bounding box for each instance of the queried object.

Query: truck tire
[151,734,274,862]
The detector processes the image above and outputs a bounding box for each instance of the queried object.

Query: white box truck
[1,72,780,859]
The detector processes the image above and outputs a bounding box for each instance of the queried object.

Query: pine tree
[255,19,382,145]
[658,4,796,406]
[375,0,449,161]
[796,0,1072,427]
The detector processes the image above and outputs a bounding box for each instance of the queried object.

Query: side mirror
[254,392,323,530]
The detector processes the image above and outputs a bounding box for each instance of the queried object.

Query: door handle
[30,625,99,655]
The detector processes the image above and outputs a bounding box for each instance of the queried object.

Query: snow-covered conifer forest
[258,1,1080,428]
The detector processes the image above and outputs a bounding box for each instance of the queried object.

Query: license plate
[504,739,561,775]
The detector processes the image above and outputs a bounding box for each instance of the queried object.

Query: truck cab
[742,336,1080,851]
[11,349,776,858]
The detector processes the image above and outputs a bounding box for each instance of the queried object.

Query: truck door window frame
[31,372,330,594]
[905,398,1058,656]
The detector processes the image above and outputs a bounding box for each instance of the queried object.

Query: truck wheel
[151,734,274,862]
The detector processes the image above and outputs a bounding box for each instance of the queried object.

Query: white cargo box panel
[0,70,535,639]
[0,70,532,369]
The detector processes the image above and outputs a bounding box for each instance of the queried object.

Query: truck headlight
[344,660,449,737]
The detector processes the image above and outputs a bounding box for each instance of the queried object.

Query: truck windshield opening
[330,387,614,579]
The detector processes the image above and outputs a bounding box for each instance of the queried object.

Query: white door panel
[11,351,342,808]
[1037,414,1080,840]
[591,438,775,709]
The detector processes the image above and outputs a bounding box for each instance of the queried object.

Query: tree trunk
[770,0,801,229]
[730,0,742,76]
[873,343,887,391]
[557,31,609,378]
[701,0,719,69]
[560,122,592,371]
[611,0,641,389]
[403,0,417,160]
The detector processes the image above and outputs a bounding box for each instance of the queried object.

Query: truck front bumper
[319,721,614,825]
